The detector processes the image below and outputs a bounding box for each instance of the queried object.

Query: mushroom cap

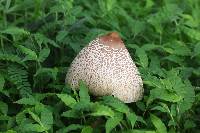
[66,32,143,103]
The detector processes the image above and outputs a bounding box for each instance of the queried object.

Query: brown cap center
[99,32,125,49]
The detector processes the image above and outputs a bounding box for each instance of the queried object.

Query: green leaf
[16,111,26,125]
[56,31,68,42]
[102,96,129,113]
[131,20,145,36]
[0,115,10,121]
[34,33,59,48]
[5,130,17,133]
[150,88,182,102]
[22,123,44,132]
[15,45,38,61]
[141,44,162,51]
[150,114,167,133]
[145,0,154,9]
[137,116,147,125]
[98,0,107,13]
[1,27,30,35]
[126,129,156,133]
[163,55,183,65]
[56,124,83,133]
[177,80,195,114]
[69,42,82,53]
[38,48,50,62]
[34,67,58,81]
[0,101,8,115]
[136,101,146,111]
[41,109,53,129]
[79,81,90,103]
[151,106,168,113]
[106,0,116,11]
[163,41,191,56]
[136,47,148,68]
[126,112,137,128]
[0,75,5,91]
[28,110,41,124]
[15,97,39,105]
[73,101,92,111]
[34,103,45,114]
[105,113,123,133]
[81,126,93,133]
[182,26,200,41]
[0,53,25,66]
[62,110,80,118]
[192,43,200,57]
[184,120,196,129]
[57,94,77,108]
[91,103,115,117]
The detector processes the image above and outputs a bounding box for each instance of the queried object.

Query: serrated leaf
[150,88,182,102]
[136,47,148,68]
[28,110,41,124]
[105,113,123,133]
[34,67,58,80]
[15,97,39,105]
[0,101,8,115]
[182,26,200,41]
[163,41,191,56]
[16,111,26,125]
[79,81,90,103]
[1,27,30,35]
[57,94,77,108]
[177,80,195,114]
[192,43,200,57]
[91,103,115,117]
[15,45,38,61]
[38,48,50,62]
[41,108,53,129]
[126,112,137,128]
[102,96,129,113]
[150,114,167,133]
[22,123,44,132]
[163,55,183,65]
[34,33,59,48]
[34,103,45,114]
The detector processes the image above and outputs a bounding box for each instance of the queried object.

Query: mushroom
[66,32,143,103]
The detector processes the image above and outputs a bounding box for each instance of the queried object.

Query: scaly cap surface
[66,32,143,103]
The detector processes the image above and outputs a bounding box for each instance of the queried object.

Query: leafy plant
[0,0,200,132]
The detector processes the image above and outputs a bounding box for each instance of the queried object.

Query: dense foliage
[0,0,200,132]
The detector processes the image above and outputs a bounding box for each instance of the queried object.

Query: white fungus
[66,32,143,103]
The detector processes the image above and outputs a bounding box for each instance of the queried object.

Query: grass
[0,0,200,132]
